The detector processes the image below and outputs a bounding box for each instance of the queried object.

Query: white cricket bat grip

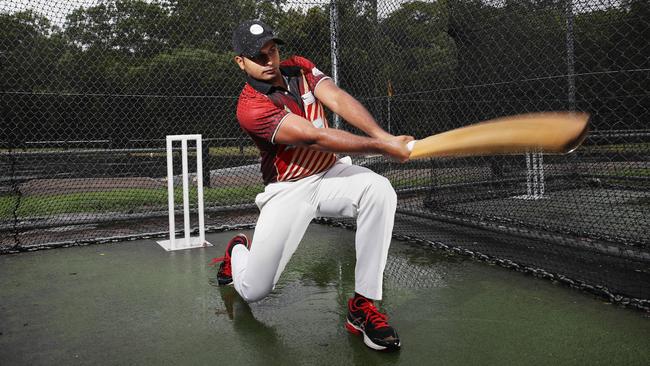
[365,140,417,159]
[407,140,416,152]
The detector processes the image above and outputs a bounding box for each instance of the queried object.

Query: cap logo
[250,24,264,35]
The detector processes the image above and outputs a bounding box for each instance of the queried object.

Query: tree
[163,0,257,52]
[275,6,331,71]
[382,0,457,90]
[574,0,649,129]
[1,10,65,92]
[379,1,458,135]
[64,0,169,58]
[448,0,568,123]
[1,11,68,143]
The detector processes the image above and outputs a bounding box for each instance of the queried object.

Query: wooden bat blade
[408,112,590,160]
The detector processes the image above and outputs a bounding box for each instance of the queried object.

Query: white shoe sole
[346,319,400,351]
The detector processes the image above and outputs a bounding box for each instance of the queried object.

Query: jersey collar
[247,66,302,95]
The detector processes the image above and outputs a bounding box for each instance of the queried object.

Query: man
[212,19,412,352]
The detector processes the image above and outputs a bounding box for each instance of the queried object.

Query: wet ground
[1,224,649,365]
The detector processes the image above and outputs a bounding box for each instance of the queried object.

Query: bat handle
[406,140,416,152]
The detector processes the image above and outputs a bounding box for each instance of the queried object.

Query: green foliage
[1,0,647,141]
[276,6,331,68]
[165,0,258,51]
[127,48,236,95]
[382,1,457,90]
[1,0,646,221]
[64,0,169,57]
[1,10,66,92]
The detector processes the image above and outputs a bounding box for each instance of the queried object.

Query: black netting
[1,1,648,309]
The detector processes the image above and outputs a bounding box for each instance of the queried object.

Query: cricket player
[212,19,412,351]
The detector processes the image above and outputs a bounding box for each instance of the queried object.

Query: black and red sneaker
[345,296,401,351]
[208,234,250,286]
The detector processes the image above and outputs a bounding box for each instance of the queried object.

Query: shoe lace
[209,235,246,268]
[358,301,389,329]
[208,256,227,268]
[211,256,232,276]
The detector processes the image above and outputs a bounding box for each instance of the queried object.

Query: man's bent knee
[238,282,274,303]
[368,175,397,205]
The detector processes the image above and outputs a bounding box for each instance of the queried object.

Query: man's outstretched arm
[274,114,412,162]
[314,78,395,140]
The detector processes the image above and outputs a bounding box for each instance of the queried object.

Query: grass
[0,185,263,220]
[208,146,258,157]
[389,173,476,189]
[390,176,434,189]
[3,163,644,220]
[1,176,436,219]
[0,174,474,219]
[595,167,650,177]
[4,141,649,155]
[128,146,259,158]
[618,168,650,177]
[584,142,650,153]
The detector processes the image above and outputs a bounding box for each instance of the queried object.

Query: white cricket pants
[230,157,397,302]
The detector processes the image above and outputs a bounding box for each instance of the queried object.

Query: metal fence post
[566,0,576,111]
[566,0,579,179]
[202,138,210,188]
[330,0,341,129]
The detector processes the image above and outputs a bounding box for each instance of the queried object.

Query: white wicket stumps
[157,134,212,251]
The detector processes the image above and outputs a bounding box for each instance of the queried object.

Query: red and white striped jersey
[236,56,337,185]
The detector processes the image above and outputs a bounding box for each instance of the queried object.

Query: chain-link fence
[1,0,648,309]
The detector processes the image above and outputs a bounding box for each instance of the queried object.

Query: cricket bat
[407,112,590,160]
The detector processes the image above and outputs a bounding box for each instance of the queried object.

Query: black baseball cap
[232,20,284,58]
